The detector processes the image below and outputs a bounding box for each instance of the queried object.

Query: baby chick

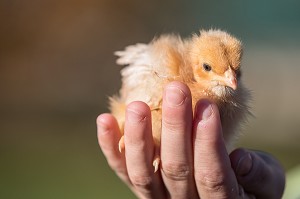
[110,29,251,172]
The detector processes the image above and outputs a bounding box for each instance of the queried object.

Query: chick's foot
[118,135,125,153]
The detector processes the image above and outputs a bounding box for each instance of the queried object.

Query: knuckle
[108,160,127,175]
[162,118,184,133]
[162,162,192,181]
[130,174,153,190]
[196,170,226,192]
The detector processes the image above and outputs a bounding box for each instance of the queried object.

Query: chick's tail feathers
[114,43,149,66]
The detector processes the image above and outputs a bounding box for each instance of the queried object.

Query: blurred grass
[284,165,300,199]
[0,112,135,199]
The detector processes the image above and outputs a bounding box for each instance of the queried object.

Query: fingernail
[197,101,213,122]
[165,86,186,106]
[236,153,253,176]
[126,109,146,123]
[202,102,213,121]
[97,119,109,135]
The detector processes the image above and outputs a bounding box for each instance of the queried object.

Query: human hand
[97,81,285,199]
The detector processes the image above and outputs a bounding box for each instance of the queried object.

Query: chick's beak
[222,69,238,90]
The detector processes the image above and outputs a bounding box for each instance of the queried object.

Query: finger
[160,81,198,198]
[230,148,285,199]
[193,100,239,198]
[96,114,129,183]
[124,101,166,199]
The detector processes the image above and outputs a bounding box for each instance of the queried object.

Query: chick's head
[189,30,243,97]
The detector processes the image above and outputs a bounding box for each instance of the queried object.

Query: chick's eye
[203,63,212,72]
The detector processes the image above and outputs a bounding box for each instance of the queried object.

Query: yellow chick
[110,29,251,172]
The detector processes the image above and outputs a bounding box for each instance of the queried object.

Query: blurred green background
[1,0,300,198]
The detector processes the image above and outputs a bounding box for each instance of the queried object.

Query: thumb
[230,148,285,199]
